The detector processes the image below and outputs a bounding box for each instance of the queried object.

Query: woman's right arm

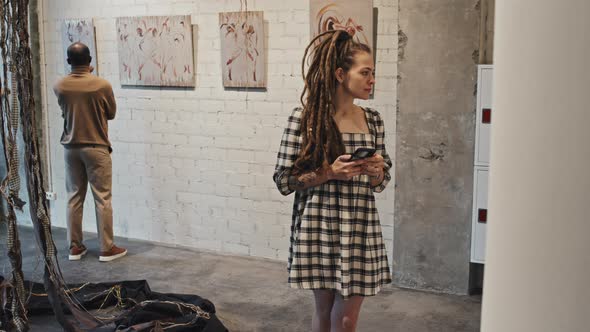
[286,167,331,192]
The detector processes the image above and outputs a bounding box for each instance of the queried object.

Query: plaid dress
[273,107,392,298]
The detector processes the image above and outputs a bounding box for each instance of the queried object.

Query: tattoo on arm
[287,175,305,190]
[299,172,318,182]
[288,171,319,190]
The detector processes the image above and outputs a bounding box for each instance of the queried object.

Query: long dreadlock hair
[294,29,372,174]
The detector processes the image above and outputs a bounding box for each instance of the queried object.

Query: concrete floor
[1,226,481,331]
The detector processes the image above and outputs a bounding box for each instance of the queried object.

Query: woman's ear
[335,68,345,83]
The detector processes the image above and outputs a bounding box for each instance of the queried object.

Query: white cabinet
[471,65,493,264]
[471,167,488,263]
[475,65,493,166]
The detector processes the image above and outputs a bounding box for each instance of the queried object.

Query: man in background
[54,42,126,262]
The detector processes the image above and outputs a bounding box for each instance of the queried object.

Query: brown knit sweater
[53,65,116,147]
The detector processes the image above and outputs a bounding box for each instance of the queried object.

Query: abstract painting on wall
[61,19,98,75]
[219,11,266,88]
[116,15,195,87]
[310,0,374,51]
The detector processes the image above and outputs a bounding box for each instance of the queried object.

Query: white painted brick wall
[39,0,398,266]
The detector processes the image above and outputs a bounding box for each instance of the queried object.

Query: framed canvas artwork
[116,15,195,87]
[219,11,266,88]
[310,0,374,50]
[61,18,98,75]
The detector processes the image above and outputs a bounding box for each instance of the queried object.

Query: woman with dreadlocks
[273,30,392,332]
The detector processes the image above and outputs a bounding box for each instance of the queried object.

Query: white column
[481,1,590,331]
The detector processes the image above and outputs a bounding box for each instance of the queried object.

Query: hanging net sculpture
[0,1,227,331]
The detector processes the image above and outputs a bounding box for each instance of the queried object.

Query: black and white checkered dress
[273,107,392,298]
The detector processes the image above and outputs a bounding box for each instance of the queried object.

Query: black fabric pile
[1,276,228,331]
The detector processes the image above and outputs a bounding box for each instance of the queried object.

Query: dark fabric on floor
[3,277,228,332]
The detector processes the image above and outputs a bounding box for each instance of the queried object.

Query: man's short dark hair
[67,42,91,66]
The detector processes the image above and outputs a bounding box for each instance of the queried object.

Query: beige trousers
[65,145,113,251]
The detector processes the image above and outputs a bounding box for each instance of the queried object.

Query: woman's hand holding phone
[328,155,367,181]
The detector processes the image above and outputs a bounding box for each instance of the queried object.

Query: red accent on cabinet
[482,108,492,124]
[478,209,488,223]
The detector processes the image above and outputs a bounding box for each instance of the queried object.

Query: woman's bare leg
[312,290,336,332]
[330,295,364,332]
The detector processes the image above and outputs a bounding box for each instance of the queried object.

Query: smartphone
[348,147,376,161]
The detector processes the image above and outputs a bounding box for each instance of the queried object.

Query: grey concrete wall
[394,0,480,294]
[478,0,494,64]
